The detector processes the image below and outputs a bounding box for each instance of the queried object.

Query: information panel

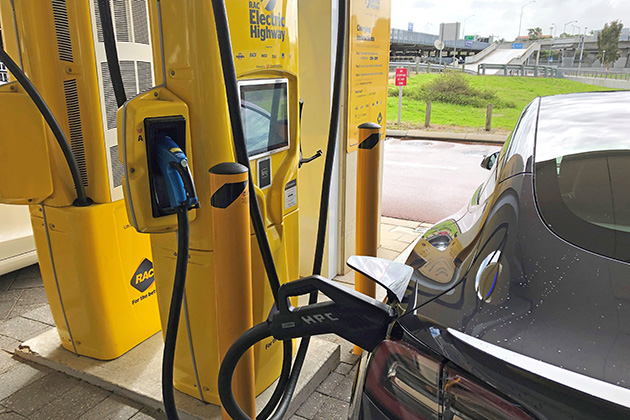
[346,0,391,153]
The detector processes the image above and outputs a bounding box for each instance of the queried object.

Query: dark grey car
[350,91,630,419]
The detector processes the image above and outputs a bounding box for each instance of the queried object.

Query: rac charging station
[0,0,160,360]
[0,0,398,418]
[119,0,301,405]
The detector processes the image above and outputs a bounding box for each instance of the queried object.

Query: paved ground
[0,265,165,419]
[0,217,429,420]
[382,138,501,223]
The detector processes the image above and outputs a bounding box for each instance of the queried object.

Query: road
[382,138,501,224]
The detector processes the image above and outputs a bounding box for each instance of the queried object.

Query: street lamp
[425,23,433,32]
[550,23,556,38]
[518,1,536,39]
[463,14,475,39]
[572,25,581,35]
[602,49,606,67]
[563,20,577,36]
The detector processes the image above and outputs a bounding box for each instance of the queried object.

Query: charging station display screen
[239,79,289,158]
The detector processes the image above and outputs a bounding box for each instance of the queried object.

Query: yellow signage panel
[228,0,298,76]
[346,0,391,152]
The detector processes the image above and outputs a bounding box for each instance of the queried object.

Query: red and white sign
[395,68,408,86]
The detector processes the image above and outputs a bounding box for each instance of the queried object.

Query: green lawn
[388,74,618,132]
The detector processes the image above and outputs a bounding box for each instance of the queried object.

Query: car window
[498,98,538,181]
[534,94,630,262]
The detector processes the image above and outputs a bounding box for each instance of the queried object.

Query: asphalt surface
[382,138,502,224]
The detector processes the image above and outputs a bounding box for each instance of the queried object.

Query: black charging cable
[212,0,347,417]
[162,206,190,420]
[97,0,127,108]
[0,47,91,207]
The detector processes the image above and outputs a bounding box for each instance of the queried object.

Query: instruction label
[346,0,391,152]
[284,179,297,210]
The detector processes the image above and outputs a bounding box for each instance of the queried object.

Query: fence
[478,63,559,77]
[562,69,630,81]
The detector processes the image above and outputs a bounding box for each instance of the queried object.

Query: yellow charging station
[0,1,160,360]
[118,0,300,403]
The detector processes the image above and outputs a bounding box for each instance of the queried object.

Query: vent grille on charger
[109,145,125,188]
[52,0,73,62]
[63,79,89,187]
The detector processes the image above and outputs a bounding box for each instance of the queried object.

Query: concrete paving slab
[0,317,50,342]
[29,379,110,420]
[0,407,28,420]
[1,371,80,416]
[0,351,19,375]
[381,217,420,229]
[15,329,339,420]
[19,305,55,327]
[78,393,144,420]
[0,335,20,353]
[0,271,17,292]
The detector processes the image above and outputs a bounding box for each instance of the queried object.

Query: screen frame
[237,78,291,161]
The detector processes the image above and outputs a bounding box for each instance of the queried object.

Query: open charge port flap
[144,116,188,217]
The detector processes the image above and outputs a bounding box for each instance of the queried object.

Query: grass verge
[387,73,618,132]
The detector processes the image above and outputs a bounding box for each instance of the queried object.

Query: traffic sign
[395,68,408,86]
[465,40,473,48]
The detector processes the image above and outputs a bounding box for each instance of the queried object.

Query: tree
[528,27,543,40]
[597,20,623,70]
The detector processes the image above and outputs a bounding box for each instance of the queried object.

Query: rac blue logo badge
[262,0,277,11]
[236,53,245,60]
[130,258,155,293]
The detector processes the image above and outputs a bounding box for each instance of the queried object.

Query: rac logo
[301,313,339,325]
[130,258,155,293]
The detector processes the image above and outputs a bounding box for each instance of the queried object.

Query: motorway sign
[465,40,473,48]
[512,43,523,49]
[395,68,408,86]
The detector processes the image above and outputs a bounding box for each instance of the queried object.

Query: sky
[391,0,629,41]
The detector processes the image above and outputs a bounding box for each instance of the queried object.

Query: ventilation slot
[132,0,149,45]
[93,0,104,43]
[52,0,73,62]
[109,145,125,188]
[101,62,118,130]
[63,80,88,187]
[137,61,153,93]
[113,0,130,42]
[120,60,138,97]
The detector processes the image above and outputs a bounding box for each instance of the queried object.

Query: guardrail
[478,63,559,77]
[389,62,477,76]
[562,69,630,81]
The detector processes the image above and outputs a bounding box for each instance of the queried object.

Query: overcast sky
[391,0,629,40]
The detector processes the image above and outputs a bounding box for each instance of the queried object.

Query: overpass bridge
[390,28,491,60]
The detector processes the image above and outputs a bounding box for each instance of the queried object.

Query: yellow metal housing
[210,163,256,418]
[0,0,160,360]
[30,201,160,360]
[0,82,53,204]
[136,0,300,403]
[118,86,196,233]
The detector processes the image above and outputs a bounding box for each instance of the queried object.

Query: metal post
[354,122,382,355]
[397,85,403,125]
[504,64,508,76]
[209,162,256,419]
[486,104,493,131]
[578,36,586,69]
[425,101,432,128]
